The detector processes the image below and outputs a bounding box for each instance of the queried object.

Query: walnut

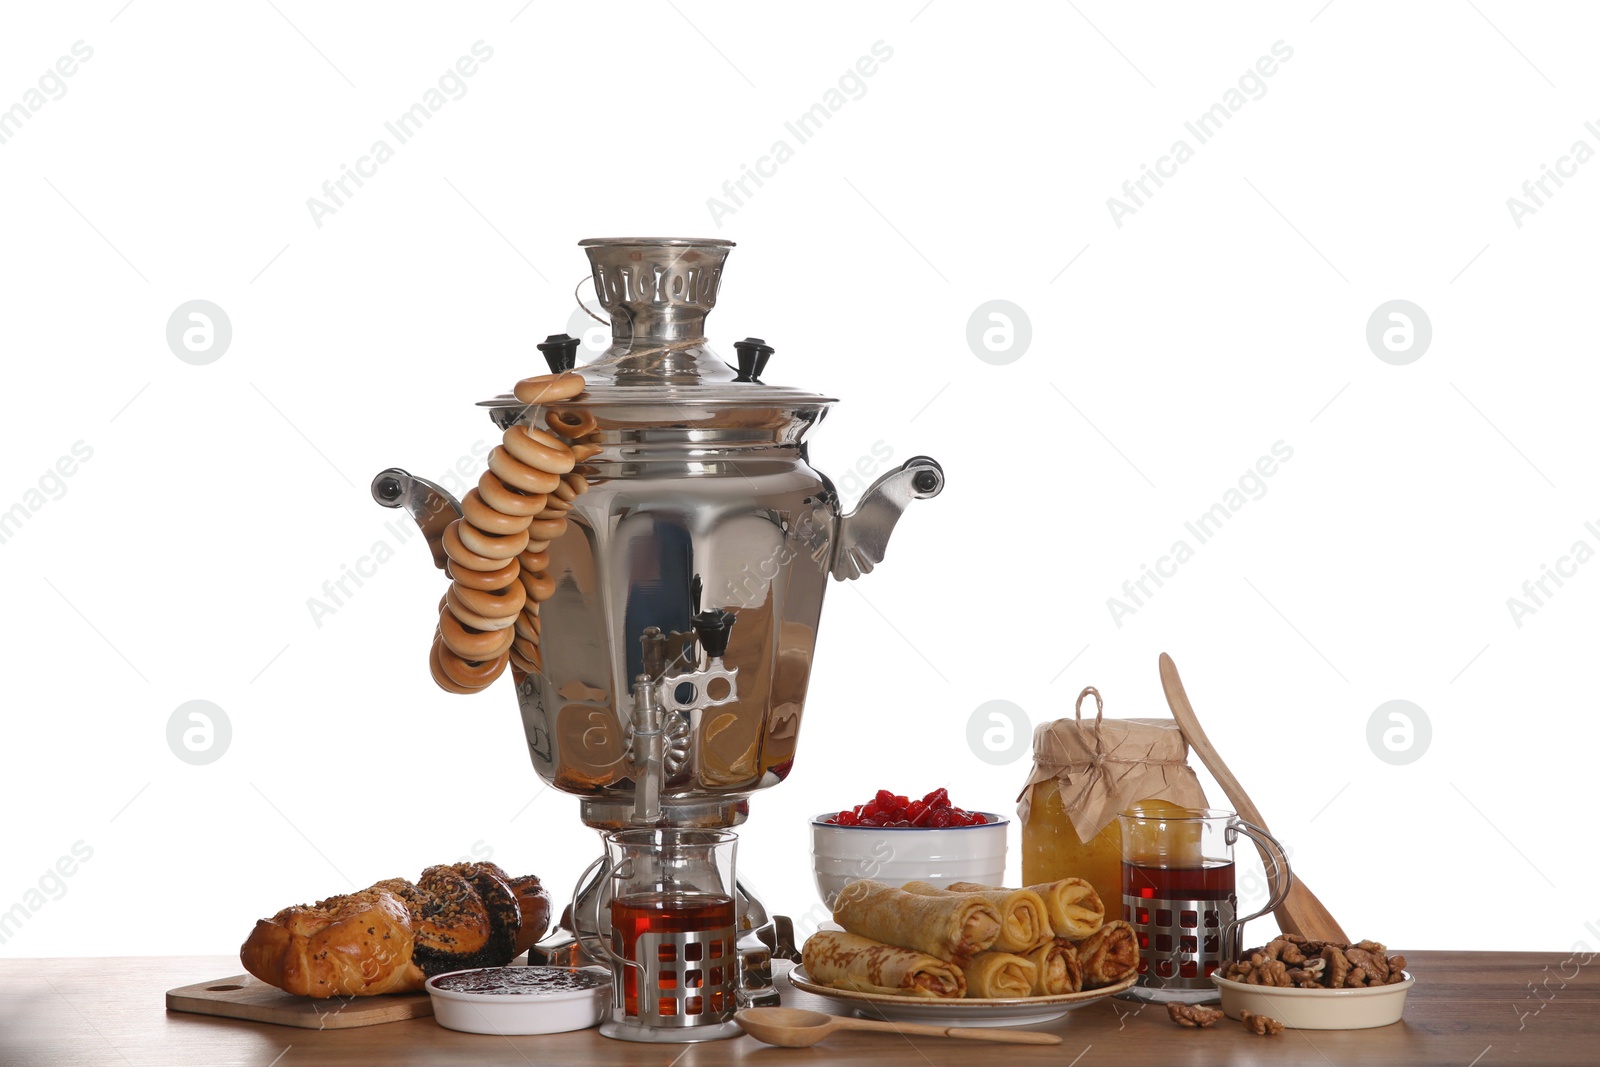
[1220,960,1248,982]
[1167,1002,1225,1028]
[1239,1009,1285,1035]
[1345,947,1389,983]
[1386,954,1408,983]
[1252,935,1309,966]
[1356,939,1387,955]
[1245,959,1290,987]
[1345,966,1369,987]
[1321,945,1351,987]
[1287,967,1323,988]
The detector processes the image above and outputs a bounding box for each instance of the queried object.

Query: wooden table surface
[2,951,1595,1066]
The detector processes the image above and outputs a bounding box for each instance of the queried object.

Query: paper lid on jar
[1016,694,1208,845]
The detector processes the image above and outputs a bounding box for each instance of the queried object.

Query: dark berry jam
[433,966,610,995]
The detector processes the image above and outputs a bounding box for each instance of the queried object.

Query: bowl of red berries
[811,789,1007,909]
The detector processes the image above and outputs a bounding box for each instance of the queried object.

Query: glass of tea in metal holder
[1118,807,1291,1004]
[594,827,741,1042]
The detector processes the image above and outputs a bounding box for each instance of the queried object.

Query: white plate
[787,966,1137,1027]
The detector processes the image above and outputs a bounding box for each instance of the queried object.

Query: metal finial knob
[733,337,774,382]
[537,333,581,374]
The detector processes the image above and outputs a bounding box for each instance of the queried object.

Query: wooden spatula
[1158,652,1349,943]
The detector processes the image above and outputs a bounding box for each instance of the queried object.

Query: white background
[2,1,1596,961]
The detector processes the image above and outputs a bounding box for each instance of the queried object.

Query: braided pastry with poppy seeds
[240,862,551,997]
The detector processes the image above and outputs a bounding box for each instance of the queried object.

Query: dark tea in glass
[610,892,736,1018]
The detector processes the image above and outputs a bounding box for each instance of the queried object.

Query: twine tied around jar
[1067,686,1187,788]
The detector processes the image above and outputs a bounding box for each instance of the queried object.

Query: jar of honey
[1016,687,1207,914]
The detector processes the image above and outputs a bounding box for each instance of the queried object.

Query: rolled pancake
[802,930,965,998]
[1076,920,1139,988]
[1024,938,1084,995]
[833,880,1000,965]
[907,881,1050,953]
[951,878,1106,940]
[962,951,1036,998]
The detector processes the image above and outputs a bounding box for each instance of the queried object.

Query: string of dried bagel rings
[429,371,602,694]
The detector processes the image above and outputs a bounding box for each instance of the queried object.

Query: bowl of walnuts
[1210,935,1413,1030]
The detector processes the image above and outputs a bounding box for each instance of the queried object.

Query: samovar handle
[370,468,461,571]
[830,456,944,581]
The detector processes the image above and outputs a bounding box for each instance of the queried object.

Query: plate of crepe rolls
[792,878,1139,1026]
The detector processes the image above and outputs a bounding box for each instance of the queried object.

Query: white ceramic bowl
[810,812,1008,909]
[425,966,612,1035]
[1211,971,1415,1030]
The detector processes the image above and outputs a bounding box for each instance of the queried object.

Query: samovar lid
[478,238,836,413]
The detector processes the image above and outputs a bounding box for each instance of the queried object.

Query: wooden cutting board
[166,974,433,1029]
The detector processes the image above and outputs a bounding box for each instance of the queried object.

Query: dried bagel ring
[546,409,599,439]
[451,579,527,620]
[502,426,576,476]
[443,520,510,572]
[508,647,540,674]
[570,442,604,462]
[512,635,541,663]
[488,445,562,495]
[430,636,487,694]
[518,569,557,603]
[513,372,585,406]
[514,611,540,642]
[456,520,531,561]
[439,606,517,660]
[448,557,520,593]
[477,470,547,517]
[445,585,519,631]
[519,549,550,572]
[536,496,574,516]
[462,488,535,535]
[525,517,568,542]
[440,645,511,689]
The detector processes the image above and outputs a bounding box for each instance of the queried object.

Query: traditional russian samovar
[372,237,942,1034]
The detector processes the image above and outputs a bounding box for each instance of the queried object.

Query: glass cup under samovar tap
[373,237,943,1039]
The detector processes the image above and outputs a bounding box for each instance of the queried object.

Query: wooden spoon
[734,1007,1062,1048]
[1158,652,1349,943]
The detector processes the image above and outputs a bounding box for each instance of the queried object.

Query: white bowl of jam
[425,965,612,1035]
[811,811,1008,910]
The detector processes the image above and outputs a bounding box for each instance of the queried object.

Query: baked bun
[240,887,425,997]
[241,861,554,997]
[411,863,521,975]
[508,874,553,956]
